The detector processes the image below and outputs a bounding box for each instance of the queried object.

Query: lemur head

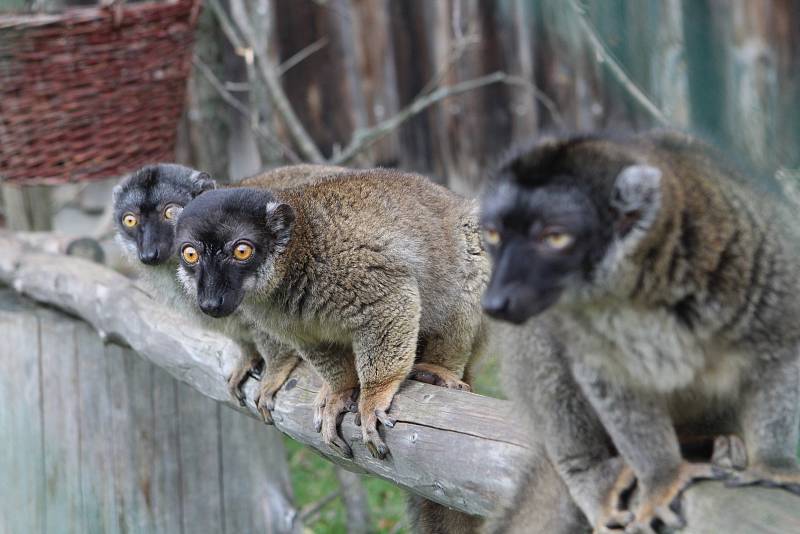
[113,164,215,265]
[175,188,295,318]
[480,135,663,324]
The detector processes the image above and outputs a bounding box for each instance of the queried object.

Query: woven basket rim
[0,0,196,30]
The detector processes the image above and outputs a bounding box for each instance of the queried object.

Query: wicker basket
[0,0,201,185]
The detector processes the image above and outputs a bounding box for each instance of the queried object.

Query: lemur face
[175,188,295,318]
[481,181,601,324]
[113,164,215,265]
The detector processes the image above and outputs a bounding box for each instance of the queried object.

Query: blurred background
[1,0,799,532]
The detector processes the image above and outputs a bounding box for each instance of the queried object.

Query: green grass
[285,437,408,533]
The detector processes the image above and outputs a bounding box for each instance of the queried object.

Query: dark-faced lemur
[113,163,348,420]
[480,131,800,532]
[173,169,489,461]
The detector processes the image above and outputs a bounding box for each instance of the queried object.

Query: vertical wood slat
[0,293,45,534]
[39,307,84,534]
[0,290,299,534]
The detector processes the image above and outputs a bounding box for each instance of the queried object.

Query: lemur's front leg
[575,363,722,534]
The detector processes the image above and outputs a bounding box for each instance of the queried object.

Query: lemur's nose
[481,293,510,318]
[139,249,160,265]
[199,296,226,318]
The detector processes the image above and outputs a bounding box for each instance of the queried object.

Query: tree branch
[569,0,670,126]
[1,231,799,532]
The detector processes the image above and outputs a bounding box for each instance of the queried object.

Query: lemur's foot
[409,363,470,391]
[312,384,358,458]
[356,384,399,460]
[594,465,635,533]
[711,434,748,470]
[624,462,719,534]
[722,463,800,495]
[253,357,300,424]
[226,352,264,406]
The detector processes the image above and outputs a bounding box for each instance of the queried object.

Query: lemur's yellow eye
[164,204,181,220]
[182,245,199,265]
[233,242,254,261]
[122,213,138,228]
[483,228,501,246]
[543,232,574,250]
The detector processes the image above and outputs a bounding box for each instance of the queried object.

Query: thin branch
[277,38,329,77]
[192,56,300,163]
[332,72,508,165]
[502,75,567,129]
[225,0,326,163]
[569,0,670,125]
[298,490,340,523]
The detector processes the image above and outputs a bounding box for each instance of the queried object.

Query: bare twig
[192,56,300,163]
[569,0,669,125]
[277,38,329,77]
[223,0,326,163]
[298,490,341,523]
[332,72,508,165]
[503,75,567,129]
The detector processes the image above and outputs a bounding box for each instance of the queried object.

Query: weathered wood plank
[150,366,184,534]
[176,382,225,533]
[39,306,84,534]
[2,233,800,531]
[75,316,118,532]
[0,292,45,534]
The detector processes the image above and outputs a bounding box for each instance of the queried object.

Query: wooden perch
[1,231,799,532]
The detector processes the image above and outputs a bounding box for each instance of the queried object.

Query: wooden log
[1,230,800,532]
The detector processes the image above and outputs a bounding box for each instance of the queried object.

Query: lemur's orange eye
[122,213,138,228]
[543,232,574,250]
[164,204,181,220]
[182,245,199,265]
[233,242,254,261]
[483,228,501,246]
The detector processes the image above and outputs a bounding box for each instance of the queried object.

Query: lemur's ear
[610,164,662,237]
[190,171,216,197]
[265,201,295,252]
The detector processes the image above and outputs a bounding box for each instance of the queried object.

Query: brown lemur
[173,169,490,460]
[113,163,348,420]
[480,131,800,533]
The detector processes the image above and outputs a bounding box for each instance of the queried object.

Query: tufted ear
[265,201,295,252]
[189,171,216,197]
[610,164,662,236]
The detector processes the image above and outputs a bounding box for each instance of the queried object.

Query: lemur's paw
[594,465,636,533]
[357,387,398,460]
[226,353,264,407]
[409,363,470,391]
[711,434,748,470]
[313,385,358,458]
[723,463,800,495]
[624,462,719,534]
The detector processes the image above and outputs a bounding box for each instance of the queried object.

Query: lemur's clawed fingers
[595,466,636,533]
[312,386,328,433]
[361,414,389,460]
[409,363,471,391]
[723,464,800,495]
[711,434,748,470]
[255,390,275,425]
[226,352,263,407]
[314,387,357,458]
[625,462,718,534]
